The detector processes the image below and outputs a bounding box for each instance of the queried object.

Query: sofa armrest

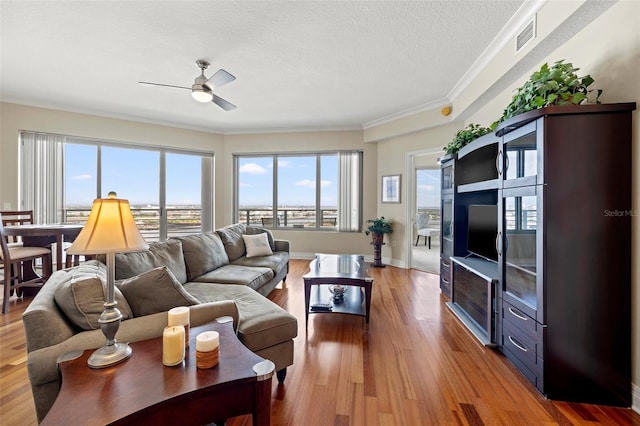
[274,239,290,253]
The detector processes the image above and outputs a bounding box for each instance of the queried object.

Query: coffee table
[303,254,374,327]
[41,317,274,426]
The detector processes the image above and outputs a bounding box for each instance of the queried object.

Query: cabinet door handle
[508,336,528,352]
[508,307,528,321]
[504,152,510,174]
[442,277,449,284]
[442,261,450,267]
[496,150,502,176]
[495,232,501,257]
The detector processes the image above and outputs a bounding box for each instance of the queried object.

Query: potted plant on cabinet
[493,59,602,127]
[365,217,392,267]
[443,123,493,155]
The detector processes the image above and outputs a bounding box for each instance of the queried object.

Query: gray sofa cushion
[183,282,297,352]
[116,266,199,317]
[53,260,133,330]
[192,264,274,292]
[216,223,247,261]
[112,239,188,284]
[232,251,289,275]
[174,233,229,281]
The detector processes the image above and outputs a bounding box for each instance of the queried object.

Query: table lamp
[67,191,148,368]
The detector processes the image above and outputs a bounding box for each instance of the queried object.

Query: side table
[42,317,274,426]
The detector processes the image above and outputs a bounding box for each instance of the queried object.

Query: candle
[196,331,219,351]
[196,331,220,369]
[162,325,185,366]
[168,307,190,349]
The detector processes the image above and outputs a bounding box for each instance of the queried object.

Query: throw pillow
[54,261,133,331]
[116,266,199,317]
[245,226,275,251]
[111,239,188,284]
[216,223,246,261]
[174,233,229,281]
[242,232,274,258]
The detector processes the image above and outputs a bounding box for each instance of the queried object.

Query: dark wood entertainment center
[438,103,636,407]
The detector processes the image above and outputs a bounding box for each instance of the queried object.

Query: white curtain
[337,151,362,232]
[19,131,64,223]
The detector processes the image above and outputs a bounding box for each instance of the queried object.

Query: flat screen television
[467,204,498,262]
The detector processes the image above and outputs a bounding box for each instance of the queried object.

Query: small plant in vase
[365,217,392,267]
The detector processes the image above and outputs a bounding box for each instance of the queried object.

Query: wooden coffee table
[42,317,274,426]
[303,254,374,327]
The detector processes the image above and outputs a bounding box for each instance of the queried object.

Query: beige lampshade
[67,192,148,255]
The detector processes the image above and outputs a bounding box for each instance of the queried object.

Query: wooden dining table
[4,223,84,271]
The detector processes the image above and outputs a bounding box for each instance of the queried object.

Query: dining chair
[261,217,280,227]
[415,213,440,249]
[1,210,34,244]
[0,213,52,313]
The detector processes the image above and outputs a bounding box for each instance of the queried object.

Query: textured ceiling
[0,1,525,133]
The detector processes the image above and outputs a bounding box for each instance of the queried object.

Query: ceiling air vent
[516,16,536,53]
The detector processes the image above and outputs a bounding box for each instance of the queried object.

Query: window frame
[19,131,215,241]
[233,151,362,232]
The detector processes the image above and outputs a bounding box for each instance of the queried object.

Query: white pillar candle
[168,306,190,326]
[196,331,219,352]
[195,331,220,369]
[162,325,185,366]
[168,307,190,349]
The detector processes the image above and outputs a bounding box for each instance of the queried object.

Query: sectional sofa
[22,223,298,422]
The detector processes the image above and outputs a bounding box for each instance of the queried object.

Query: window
[416,168,441,221]
[234,151,362,231]
[20,132,213,241]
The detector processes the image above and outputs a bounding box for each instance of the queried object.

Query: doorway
[407,151,442,274]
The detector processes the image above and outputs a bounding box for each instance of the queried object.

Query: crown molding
[361,0,547,131]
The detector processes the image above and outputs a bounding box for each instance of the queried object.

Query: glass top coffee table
[303,254,374,327]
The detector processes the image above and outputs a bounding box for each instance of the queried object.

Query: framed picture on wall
[381,174,401,203]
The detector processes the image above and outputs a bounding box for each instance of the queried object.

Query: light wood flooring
[1,259,640,425]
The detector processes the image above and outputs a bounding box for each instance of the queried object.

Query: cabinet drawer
[503,346,544,392]
[440,257,452,298]
[440,257,451,276]
[502,318,540,369]
[502,301,541,345]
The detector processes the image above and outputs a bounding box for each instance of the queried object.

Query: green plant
[494,60,602,126]
[365,217,392,235]
[443,123,492,155]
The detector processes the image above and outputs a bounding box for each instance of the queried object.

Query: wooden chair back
[1,210,34,243]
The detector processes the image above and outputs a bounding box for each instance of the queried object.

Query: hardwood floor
[1,259,639,425]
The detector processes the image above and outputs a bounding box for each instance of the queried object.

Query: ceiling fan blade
[138,81,191,90]
[207,69,236,88]
[212,94,237,111]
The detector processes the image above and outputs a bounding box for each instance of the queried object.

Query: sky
[238,155,337,208]
[65,144,440,209]
[416,169,440,209]
[65,144,202,206]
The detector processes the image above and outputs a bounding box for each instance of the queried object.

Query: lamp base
[87,342,132,369]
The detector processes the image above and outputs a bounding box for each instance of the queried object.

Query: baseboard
[632,382,640,413]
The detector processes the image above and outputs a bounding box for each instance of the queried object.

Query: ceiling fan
[139,60,237,111]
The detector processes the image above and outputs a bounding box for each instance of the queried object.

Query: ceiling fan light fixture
[191,84,213,103]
